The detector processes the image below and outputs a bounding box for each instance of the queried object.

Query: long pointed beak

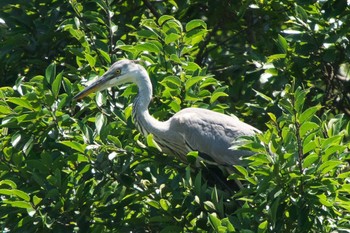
[73,73,113,100]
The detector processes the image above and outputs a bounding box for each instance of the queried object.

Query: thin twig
[142,0,160,19]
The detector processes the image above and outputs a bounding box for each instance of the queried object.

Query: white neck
[132,70,167,136]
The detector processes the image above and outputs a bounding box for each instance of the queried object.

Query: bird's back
[163,108,259,166]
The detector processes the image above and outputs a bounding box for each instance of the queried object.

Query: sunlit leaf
[59,141,86,153]
[158,15,175,25]
[300,122,319,137]
[185,76,205,90]
[7,97,33,110]
[317,160,342,174]
[135,42,161,53]
[258,220,268,233]
[95,112,107,135]
[159,199,170,211]
[303,153,318,168]
[210,91,228,103]
[146,134,162,151]
[52,72,63,99]
[165,33,181,44]
[299,105,321,124]
[317,193,333,207]
[277,34,288,54]
[2,200,32,209]
[185,19,207,31]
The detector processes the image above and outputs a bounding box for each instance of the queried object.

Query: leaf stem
[291,93,304,193]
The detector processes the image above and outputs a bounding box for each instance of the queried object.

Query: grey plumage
[74,59,260,168]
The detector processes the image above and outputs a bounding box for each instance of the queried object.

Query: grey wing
[169,108,259,166]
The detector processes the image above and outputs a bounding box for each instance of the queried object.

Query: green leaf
[317,160,342,174]
[135,29,158,39]
[269,197,281,225]
[317,193,332,207]
[85,53,96,68]
[165,33,181,44]
[209,213,222,231]
[254,89,274,103]
[185,76,205,90]
[321,135,343,150]
[13,189,30,201]
[210,91,228,103]
[277,34,288,54]
[184,29,207,45]
[0,179,17,188]
[146,134,162,151]
[234,165,248,177]
[135,42,161,53]
[163,19,183,34]
[107,135,122,148]
[303,140,317,154]
[186,151,198,164]
[204,201,216,211]
[7,97,33,110]
[95,112,107,135]
[278,98,293,115]
[169,54,182,63]
[52,72,63,99]
[2,200,32,209]
[146,199,160,209]
[300,122,319,137]
[45,63,56,85]
[183,62,201,72]
[303,153,318,168]
[98,49,111,63]
[33,195,42,206]
[323,145,346,160]
[59,141,86,153]
[266,53,286,62]
[258,220,268,233]
[299,105,321,124]
[338,171,350,179]
[0,104,12,116]
[11,132,21,148]
[23,135,34,155]
[268,112,277,123]
[195,171,203,195]
[159,199,169,211]
[0,189,13,197]
[339,184,350,194]
[0,86,14,98]
[294,87,308,113]
[158,15,175,25]
[295,5,308,22]
[186,19,207,31]
[62,77,72,94]
[160,76,181,89]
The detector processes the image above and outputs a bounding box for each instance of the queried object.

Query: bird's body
[74,59,260,167]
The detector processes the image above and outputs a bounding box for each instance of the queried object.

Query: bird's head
[73,59,145,100]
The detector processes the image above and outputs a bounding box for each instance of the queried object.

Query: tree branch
[142,0,160,19]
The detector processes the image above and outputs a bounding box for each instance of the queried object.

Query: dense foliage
[0,0,349,232]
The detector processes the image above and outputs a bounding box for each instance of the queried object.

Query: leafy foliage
[0,0,349,232]
[232,84,350,232]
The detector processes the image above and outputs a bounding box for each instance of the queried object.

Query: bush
[0,0,349,232]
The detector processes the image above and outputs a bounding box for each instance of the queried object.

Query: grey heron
[74,59,260,169]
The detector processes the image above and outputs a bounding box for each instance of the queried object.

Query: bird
[74,59,260,169]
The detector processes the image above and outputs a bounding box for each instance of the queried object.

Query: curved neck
[132,73,167,136]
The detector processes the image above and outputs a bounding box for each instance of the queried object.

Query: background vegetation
[0,0,349,232]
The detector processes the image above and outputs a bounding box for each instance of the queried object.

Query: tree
[0,0,349,232]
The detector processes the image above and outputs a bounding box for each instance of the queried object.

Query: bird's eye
[115,69,121,75]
